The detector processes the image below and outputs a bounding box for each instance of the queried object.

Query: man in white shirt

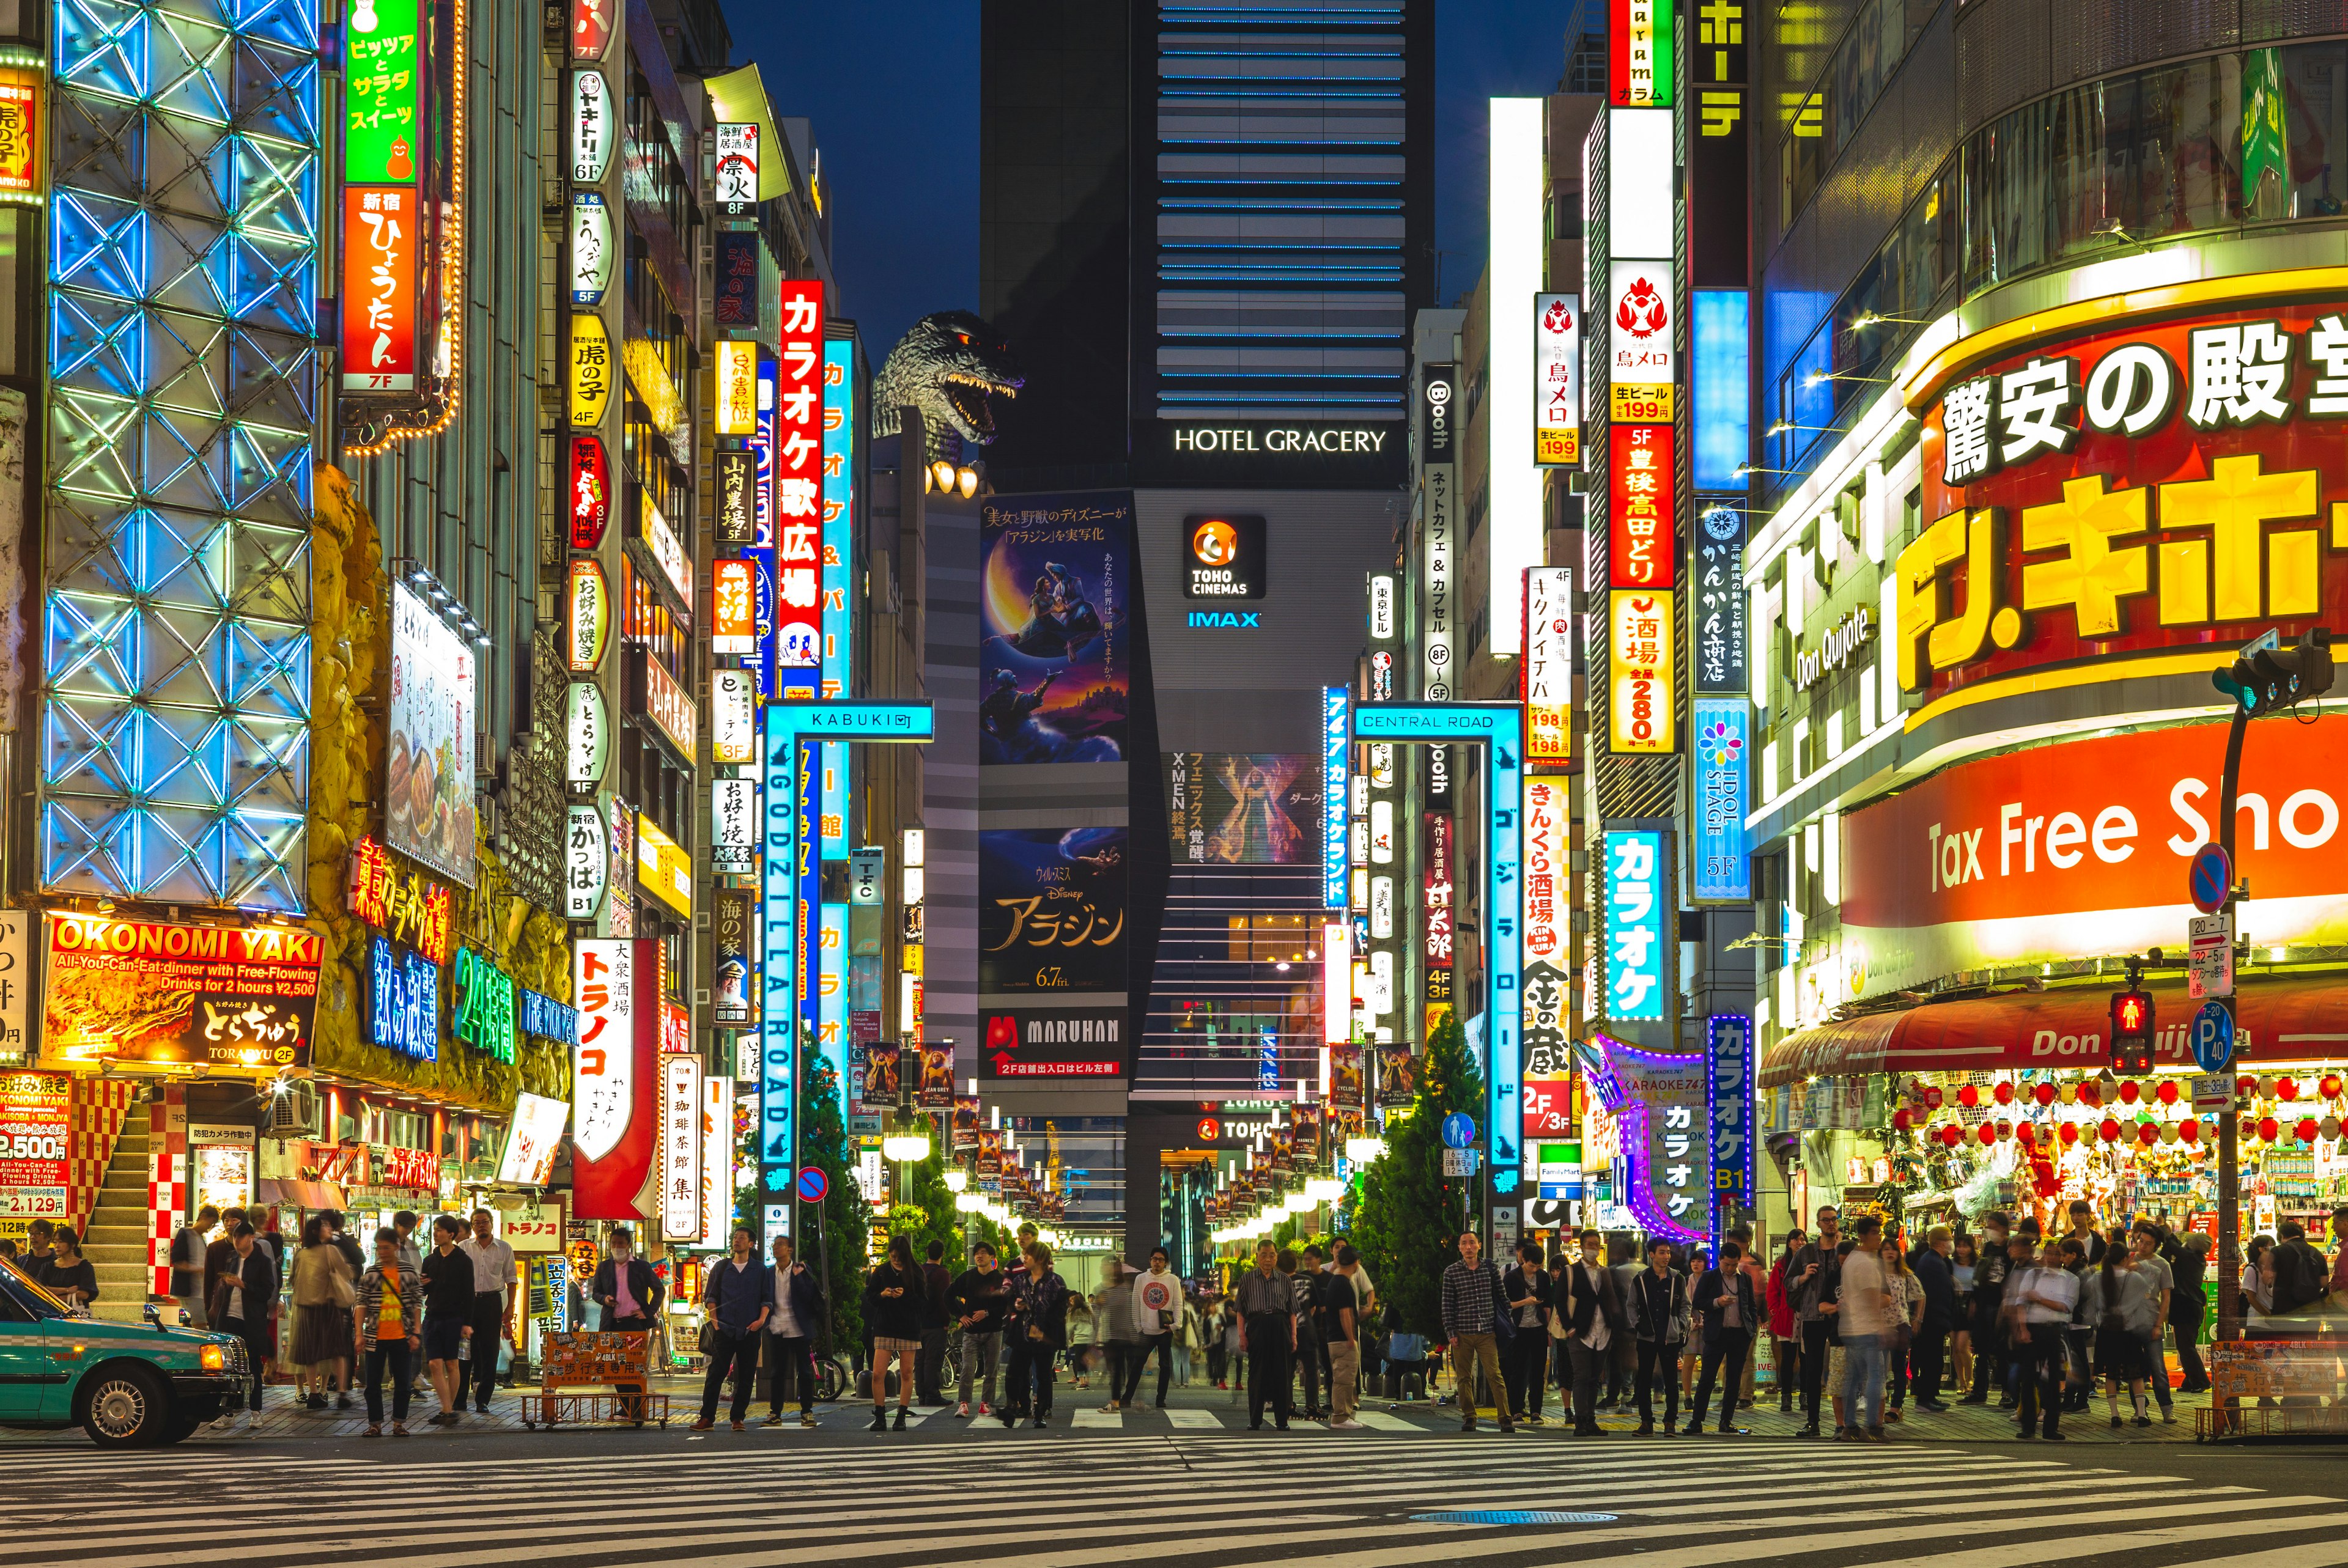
[763,1234,822,1427]
[1121,1247,1184,1410]
[455,1209,517,1414]
[2007,1240,2078,1440]
[1835,1215,1893,1440]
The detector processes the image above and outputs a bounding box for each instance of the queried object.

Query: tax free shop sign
[1834,712,2348,998]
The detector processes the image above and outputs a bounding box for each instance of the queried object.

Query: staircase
[82,1114,153,1324]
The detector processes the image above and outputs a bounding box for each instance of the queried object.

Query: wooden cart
[518,1331,671,1430]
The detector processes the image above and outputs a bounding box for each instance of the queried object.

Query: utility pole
[2207,627,2335,1435]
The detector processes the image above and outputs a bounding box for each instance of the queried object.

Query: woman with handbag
[290,1214,355,1410]
[1877,1236,1922,1421]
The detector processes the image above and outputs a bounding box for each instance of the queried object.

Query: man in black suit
[1557,1228,1628,1435]
[1687,1240,1760,1433]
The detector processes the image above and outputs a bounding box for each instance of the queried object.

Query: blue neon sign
[1691,698,1751,902]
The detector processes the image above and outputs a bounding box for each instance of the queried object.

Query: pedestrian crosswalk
[6,1436,2344,1567]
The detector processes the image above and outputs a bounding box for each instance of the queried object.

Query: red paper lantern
[1958,1084,1979,1108]
[2017,1122,2037,1146]
[2298,1119,2320,1143]
[1994,1081,2016,1105]
[1940,1124,1963,1147]
[2137,1121,2160,1145]
[2119,1080,2141,1103]
[2180,1119,2199,1143]
[1892,1108,1911,1132]
[2259,1116,2280,1142]
[2078,1083,2101,1108]
[2280,1077,2301,1103]
[2239,1075,2258,1097]
[2155,1079,2180,1105]
[2059,1122,2081,1145]
[1925,1085,1945,1110]
[2324,1075,2343,1100]
[2033,1081,2056,1106]
[1978,1124,1998,1147]
[2099,1118,2121,1143]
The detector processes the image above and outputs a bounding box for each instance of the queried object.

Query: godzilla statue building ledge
[872,310,1024,466]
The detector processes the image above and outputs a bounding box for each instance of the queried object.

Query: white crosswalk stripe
[7,1438,2338,1568]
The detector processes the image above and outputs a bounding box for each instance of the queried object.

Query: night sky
[741,1,1567,368]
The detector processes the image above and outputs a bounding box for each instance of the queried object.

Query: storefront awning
[1758,972,2348,1089]
[257,1178,347,1210]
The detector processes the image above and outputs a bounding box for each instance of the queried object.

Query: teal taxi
[0,1257,246,1446]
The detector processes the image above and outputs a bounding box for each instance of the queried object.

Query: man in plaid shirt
[1441,1232,1513,1432]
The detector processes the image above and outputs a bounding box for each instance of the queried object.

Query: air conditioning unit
[262,1082,320,1141]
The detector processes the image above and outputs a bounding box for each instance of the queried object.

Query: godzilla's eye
[957,332,970,345]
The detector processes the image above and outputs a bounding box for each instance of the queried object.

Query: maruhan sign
[1172,425,1392,454]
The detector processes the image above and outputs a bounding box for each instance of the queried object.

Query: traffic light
[2110,988,2155,1075]
[2215,627,2334,716]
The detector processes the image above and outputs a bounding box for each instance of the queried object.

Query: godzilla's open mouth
[945,370,1016,436]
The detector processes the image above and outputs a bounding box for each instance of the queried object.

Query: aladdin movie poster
[978,826,1128,995]
[978,490,1133,765]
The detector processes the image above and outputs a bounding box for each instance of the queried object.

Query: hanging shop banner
[1321,686,1349,908]
[1423,374,1455,701]
[569,312,612,429]
[660,1054,703,1240]
[1534,294,1582,465]
[566,680,610,788]
[1904,300,2348,702]
[1523,779,1570,1070]
[1162,753,1320,865]
[1706,1013,1755,1235]
[1693,500,1747,693]
[452,948,516,1063]
[715,449,756,546]
[1609,424,1677,588]
[712,559,756,656]
[386,583,478,886]
[1603,828,1667,1023]
[712,668,755,762]
[976,488,1135,763]
[712,888,753,1027]
[608,799,636,938]
[700,1073,731,1248]
[978,828,1129,995]
[713,229,760,331]
[367,935,440,1061]
[713,122,758,211]
[569,192,613,306]
[981,1009,1126,1080]
[1840,710,2348,999]
[773,282,826,670]
[339,188,418,394]
[712,776,757,874]
[714,339,758,438]
[1181,512,1266,599]
[1423,807,1455,965]
[572,938,657,1220]
[569,435,611,549]
[1691,697,1751,903]
[344,0,420,182]
[1585,1034,1706,1242]
[635,815,693,919]
[569,0,612,59]
[497,1092,568,1187]
[0,1072,72,1234]
[635,650,697,762]
[1524,567,1572,765]
[1608,257,1677,416]
[1606,590,1677,754]
[565,801,607,919]
[821,337,859,699]
[569,68,613,183]
[345,836,454,965]
[915,1043,953,1109]
[567,558,609,672]
[1608,0,1674,106]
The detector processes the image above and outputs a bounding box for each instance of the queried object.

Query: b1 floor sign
[2193,999,2235,1073]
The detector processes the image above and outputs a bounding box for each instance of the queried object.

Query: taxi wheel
[80,1364,167,1448]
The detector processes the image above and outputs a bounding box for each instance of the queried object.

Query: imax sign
[1187,610,1261,629]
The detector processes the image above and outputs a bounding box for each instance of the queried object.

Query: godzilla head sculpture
[871,311,1023,452]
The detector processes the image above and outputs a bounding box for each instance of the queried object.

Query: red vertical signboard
[1608,423,1677,588]
[773,282,825,679]
[341,188,419,393]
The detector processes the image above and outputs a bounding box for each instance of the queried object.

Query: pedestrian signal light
[2110,988,2154,1075]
